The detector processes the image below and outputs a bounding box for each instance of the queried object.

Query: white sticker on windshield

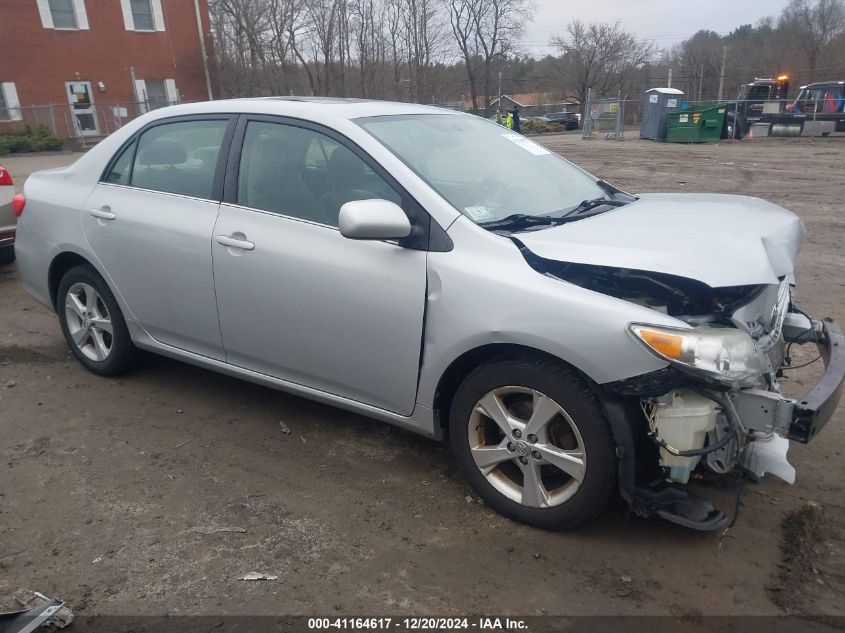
[501,133,551,156]
[464,205,494,221]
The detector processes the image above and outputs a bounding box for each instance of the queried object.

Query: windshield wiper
[562,197,629,217]
[478,213,560,231]
[480,197,632,232]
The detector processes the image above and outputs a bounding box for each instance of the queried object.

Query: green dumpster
[666,105,727,143]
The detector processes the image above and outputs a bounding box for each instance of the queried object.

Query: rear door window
[104,141,136,185]
[128,120,228,199]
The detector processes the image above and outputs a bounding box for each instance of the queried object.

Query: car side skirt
[126,321,442,440]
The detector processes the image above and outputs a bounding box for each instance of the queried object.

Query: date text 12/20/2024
[307,618,528,631]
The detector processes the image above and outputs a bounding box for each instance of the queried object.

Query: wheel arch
[47,246,135,320]
[432,343,592,435]
[47,249,128,316]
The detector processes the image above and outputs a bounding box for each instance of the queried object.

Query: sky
[520,0,795,55]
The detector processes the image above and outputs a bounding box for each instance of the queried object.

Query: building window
[120,0,164,31]
[0,88,8,121]
[49,0,77,28]
[135,79,178,114]
[37,0,88,30]
[0,83,22,121]
[130,0,154,30]
[144,80,168,109]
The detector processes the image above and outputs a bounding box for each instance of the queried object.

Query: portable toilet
[641,88,684,140]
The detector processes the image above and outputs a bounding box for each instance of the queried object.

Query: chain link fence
[578,91,844,141]
[0,100,181,143]
[3,93,841,148]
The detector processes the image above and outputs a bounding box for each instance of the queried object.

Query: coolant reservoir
[654,390,719,484]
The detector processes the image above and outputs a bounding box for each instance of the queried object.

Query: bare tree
[351,0,386,97]
[447,0,480,111]
[473,0,533,116]
[447,0,533,115]
[400,0,449,103]
[779,0,845,80]
[674,30,722,101]
[266,0,301,94]
[550,21,656,107]
[210,0,272,96]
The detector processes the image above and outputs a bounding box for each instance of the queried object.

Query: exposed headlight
[628,323,766,385]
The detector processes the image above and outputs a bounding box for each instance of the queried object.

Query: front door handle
[89,208,116,220]
[215,234,255,251]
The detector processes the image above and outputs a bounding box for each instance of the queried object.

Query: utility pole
[698,61,704,101]
[667,68,673,89]
[717,46,727,101]
[498,70,502,118]
[193,0,214,101]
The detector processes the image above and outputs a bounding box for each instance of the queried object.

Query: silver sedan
[15,98,844,531]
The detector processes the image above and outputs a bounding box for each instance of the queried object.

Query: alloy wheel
[65,282,113,362]
[468,386,586,508]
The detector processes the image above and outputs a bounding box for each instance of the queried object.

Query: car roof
[140,97,459,123]
[799,81,845,89]
[54,96,468,210]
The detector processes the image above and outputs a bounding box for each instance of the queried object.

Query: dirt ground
[1,135,843,618]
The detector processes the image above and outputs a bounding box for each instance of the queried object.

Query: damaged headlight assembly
[627,323,767,387]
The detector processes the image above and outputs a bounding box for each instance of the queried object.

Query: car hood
[517,193,805,288]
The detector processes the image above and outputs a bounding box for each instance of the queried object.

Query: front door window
[66,81,99,136]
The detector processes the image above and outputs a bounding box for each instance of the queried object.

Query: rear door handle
[215,235,255,251]
[89,208,116,220]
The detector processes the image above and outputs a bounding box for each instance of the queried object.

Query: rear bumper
[0,228,15,248]
[12,219,54,309]
[788,319,845,442]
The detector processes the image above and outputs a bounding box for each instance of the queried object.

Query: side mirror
[338,199,412,241]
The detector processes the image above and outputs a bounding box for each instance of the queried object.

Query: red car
[0,164,18,264]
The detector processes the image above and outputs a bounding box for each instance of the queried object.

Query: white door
[66,81,100,136]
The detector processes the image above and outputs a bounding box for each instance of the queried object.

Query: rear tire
[57,264,139,376]
[449,356,617,530]
[0,245,14,265]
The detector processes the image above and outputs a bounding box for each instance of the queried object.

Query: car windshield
[356,113,605,224]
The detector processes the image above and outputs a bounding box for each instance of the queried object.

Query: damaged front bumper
[732,318,845,443]
[600,316,844,531]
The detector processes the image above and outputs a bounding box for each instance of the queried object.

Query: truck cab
[725,76,790,138]
[736,76,790,120]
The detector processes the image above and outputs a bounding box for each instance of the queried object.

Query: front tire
[449,357,617,530]
[725,114,746,139]
[57,264,139,376]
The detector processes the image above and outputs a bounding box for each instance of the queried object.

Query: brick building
[0,0,217,138]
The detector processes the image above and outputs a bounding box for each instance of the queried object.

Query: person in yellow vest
[505,111,514,129]
[495,109,503,125]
